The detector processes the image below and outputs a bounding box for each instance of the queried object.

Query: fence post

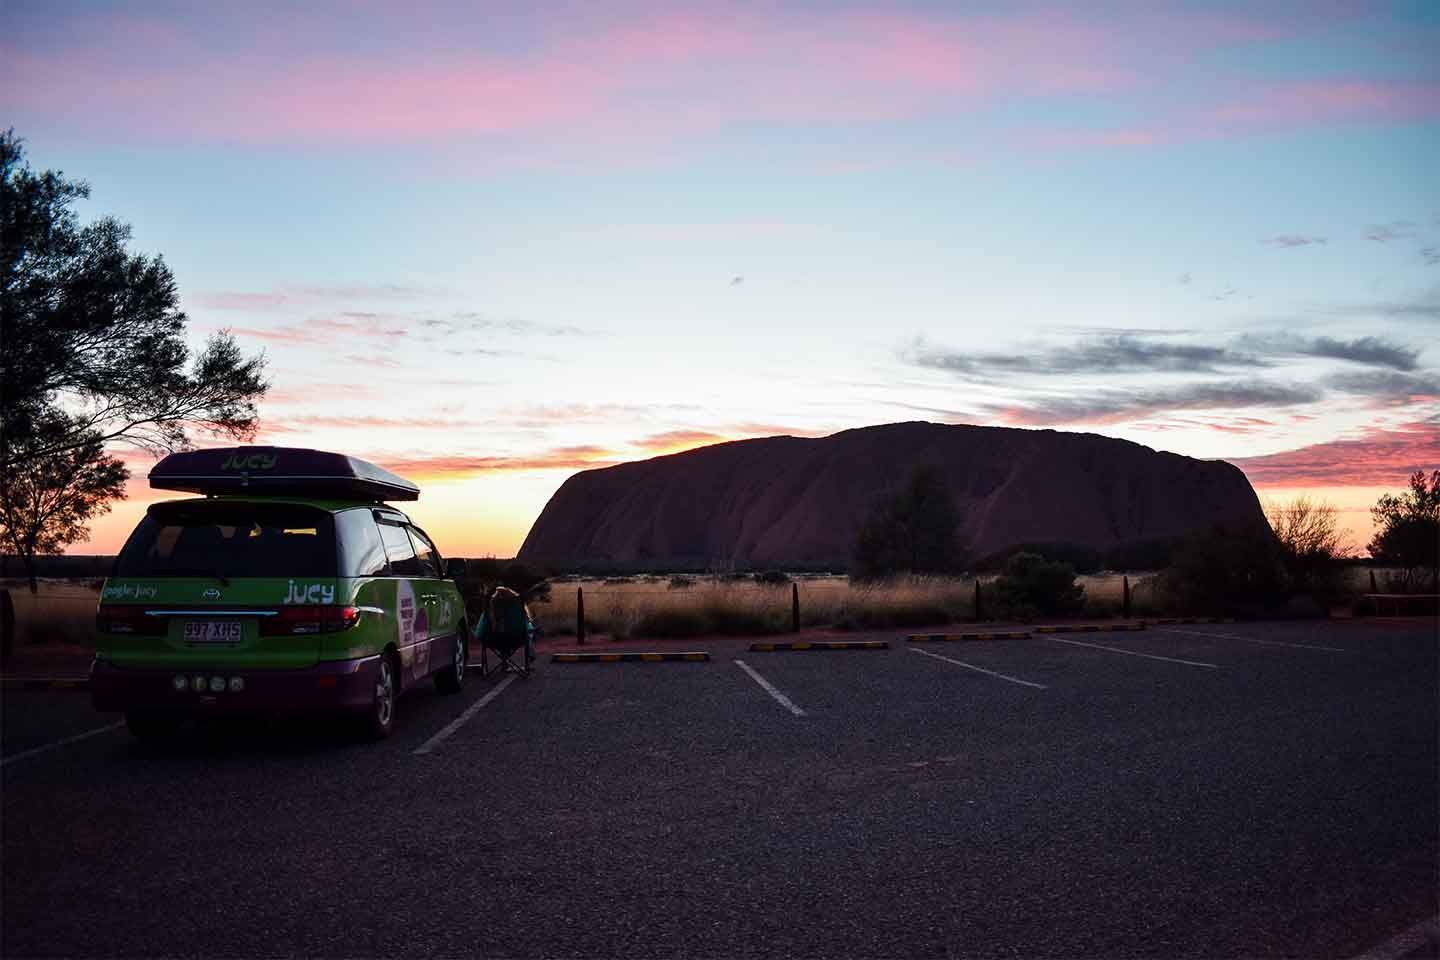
[0,589,13,665]
[791,582,800,633]
[1369,569,1377,593]
[1122,575,1131,619]
[576,587,586,645]
[974,579,982,622]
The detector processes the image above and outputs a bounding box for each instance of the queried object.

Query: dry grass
[530,571,1204,637]
[2,579,101,647]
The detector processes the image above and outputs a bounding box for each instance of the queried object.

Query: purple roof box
[148,446,420,501]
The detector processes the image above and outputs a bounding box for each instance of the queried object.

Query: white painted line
[734,659,805,716]
[910,647,1047,689]
[1155,626,1346,653]
[1348,915,1439,960]
[414,675,518,755]
[1053,637,1219,669]
[1,721,126,768]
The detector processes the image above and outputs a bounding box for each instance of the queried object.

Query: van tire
[436,623,466,694]
[126,710,183,740]
[360,652,398,739]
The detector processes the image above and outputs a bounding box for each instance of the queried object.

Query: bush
[668,576,695,590]
[992,553,1084,617]
[632,608,710,638]
[1161,529,1286,616]
[1081,596,1121,619]
[1266,496,1346,603]
[975,542,1103,575]
[753,570,791,586]
[1103,536,1186,572]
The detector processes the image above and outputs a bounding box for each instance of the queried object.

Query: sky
[3,0,1438,559]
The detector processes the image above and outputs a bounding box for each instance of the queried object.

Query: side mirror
[445,558,468,578]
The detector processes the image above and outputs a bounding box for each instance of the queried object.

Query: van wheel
[126,710,183,740]
[362,654,397,739]
[436,624,466,694]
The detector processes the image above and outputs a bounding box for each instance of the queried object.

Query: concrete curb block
[2,677,90,690]
[550,652,710,663]
[907,632,1030,642]
[1147,617,1236,625]
[748,640,889,651]
[1036,623,1147,634]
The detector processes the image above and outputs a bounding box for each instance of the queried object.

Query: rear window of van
[116,503,337,578]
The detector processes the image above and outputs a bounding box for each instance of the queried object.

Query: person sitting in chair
[473,585,537,670]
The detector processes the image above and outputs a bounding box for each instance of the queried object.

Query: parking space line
[413,675,518,755]
[733,659,805,716]
[1155,626,1346,653]
[1348,915,1439,960]
[1,721,126,768]
[910,647,1047,689]
[1053,637,1219,669]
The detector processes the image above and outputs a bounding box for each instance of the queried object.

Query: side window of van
[378,521,421,576]
[407,526,441,578]
[336,509,388,577]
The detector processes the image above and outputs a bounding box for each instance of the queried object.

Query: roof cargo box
[148,446,420,501]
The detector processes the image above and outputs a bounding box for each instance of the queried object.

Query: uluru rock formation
[516,422,1269,570]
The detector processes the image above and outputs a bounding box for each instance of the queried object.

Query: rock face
[516,422,1269,570]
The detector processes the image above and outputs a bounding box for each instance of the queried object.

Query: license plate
[183,621,243,644]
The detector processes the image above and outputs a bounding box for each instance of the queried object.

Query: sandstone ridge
[516,421,1268,570]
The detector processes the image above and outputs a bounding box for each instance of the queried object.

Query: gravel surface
[3,619,1436,958]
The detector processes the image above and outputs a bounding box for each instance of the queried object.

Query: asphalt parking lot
[3,619,1437,958]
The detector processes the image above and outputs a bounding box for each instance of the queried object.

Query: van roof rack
[147,446,420,502]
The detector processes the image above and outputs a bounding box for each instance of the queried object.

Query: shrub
[1081,596,1121,619]
[1102,536,1185,572]
[753,570,791,586]
[992,553,1084,618]
[1161,529,1286,616]
[668,575,696,589]
[975,542,1103,575]
[1266,496,1346,602]
[632,608,710,638]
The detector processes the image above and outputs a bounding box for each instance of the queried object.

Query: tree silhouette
[0,410,127,593]
[1369,470,1440,592]
[1,129,268,471]
[851,464,964,578]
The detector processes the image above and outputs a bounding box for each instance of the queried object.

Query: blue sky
[3,0,1437,555]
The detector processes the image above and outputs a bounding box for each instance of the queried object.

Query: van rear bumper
[90,656,380,713]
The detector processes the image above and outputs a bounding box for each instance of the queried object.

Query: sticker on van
[398,580,416,647]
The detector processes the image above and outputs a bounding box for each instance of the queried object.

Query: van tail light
[96,605,167,636]
[259,606,362,636]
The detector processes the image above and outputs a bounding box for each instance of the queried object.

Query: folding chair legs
[478,645,532,678]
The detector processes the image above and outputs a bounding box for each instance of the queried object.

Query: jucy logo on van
[284,580,336,604]
[222,453,277,471]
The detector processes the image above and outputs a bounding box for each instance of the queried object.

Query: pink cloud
[1032,78,1440,154]
[2,5,1388,157]
[1232,420,1440,487]
[376,445,620,478]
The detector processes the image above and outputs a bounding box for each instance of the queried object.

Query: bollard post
[576,587,586,645]
[1369,569,1377,593]
[791,582,800,633]
[1122,575,1131,619]
[0,588,13,666]
[974,579,983,622]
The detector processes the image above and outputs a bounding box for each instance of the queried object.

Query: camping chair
[476,586,535,677]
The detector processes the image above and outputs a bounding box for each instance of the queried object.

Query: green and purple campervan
[90,446,468,739]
